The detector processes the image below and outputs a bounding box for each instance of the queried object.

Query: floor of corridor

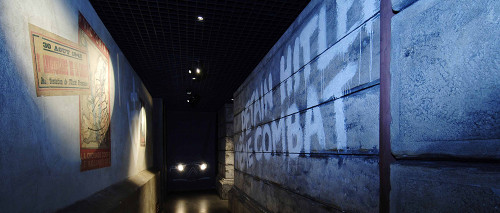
[163,190,229,213]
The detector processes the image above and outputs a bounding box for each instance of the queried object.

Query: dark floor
[163,190,229,213]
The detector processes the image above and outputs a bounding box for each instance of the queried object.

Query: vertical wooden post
[380,0,395,212]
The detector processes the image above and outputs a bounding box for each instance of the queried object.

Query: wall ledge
[216,177,234,199]
[229,186,269,213]
[57,169,159,213]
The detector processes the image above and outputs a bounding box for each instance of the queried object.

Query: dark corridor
[0,0,498,212]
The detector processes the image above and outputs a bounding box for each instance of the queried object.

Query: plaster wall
[0,0,156,212]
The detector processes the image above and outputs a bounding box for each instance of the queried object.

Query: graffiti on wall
[236,1,378,169]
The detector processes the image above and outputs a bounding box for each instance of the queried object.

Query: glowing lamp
[177,164,184,172]
[199,163,207,171]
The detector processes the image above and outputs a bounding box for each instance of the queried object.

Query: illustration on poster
[81,55,110,148]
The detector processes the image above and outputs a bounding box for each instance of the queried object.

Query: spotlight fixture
[199,163,207,171]
[197,16,204,21]
[186,90,192,95]
[187,93,200,106]
[187,61,207,81]
[177,164,184,172]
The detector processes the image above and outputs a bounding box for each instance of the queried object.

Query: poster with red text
[29,24,90,96]
[78,13,112,171]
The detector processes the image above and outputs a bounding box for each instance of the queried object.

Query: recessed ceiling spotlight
[231,98,234,101]
[197,16,204,21]
[187,91,192,95]
[187,99,190,103]
[196,68,200,74]
[188,69,192,74]
[192,77,196,80]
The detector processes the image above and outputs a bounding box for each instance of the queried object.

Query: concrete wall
[390,0,500,211]
[391,0,500,160]
[231,0,499,212]
[231,0,381,212]
[217,104,235,199]
[0,0,159,212]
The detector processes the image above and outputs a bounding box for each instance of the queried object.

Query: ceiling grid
[90,0,310,111]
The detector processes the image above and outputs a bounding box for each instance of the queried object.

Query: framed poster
[78,13,112,171]
[29,24,89,96]
[140,106,146,147]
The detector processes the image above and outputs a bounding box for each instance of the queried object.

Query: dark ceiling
[89,0,310,111]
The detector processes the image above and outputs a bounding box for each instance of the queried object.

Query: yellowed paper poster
[140,107,146,147]
[29,24,90,96]
[78,13,111,171]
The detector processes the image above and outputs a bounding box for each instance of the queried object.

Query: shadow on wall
[0,20,66,213]
[110,50,155,178]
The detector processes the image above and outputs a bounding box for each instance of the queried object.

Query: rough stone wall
[231,0,381,212]
[391,0,500,160]
[390,0,500,211]
[0,0,158,212]
[231,0,499,212]
[217,104,235,199]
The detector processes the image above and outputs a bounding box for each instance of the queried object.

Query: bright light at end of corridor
[177,164,185,172]
[199,163,207,171]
